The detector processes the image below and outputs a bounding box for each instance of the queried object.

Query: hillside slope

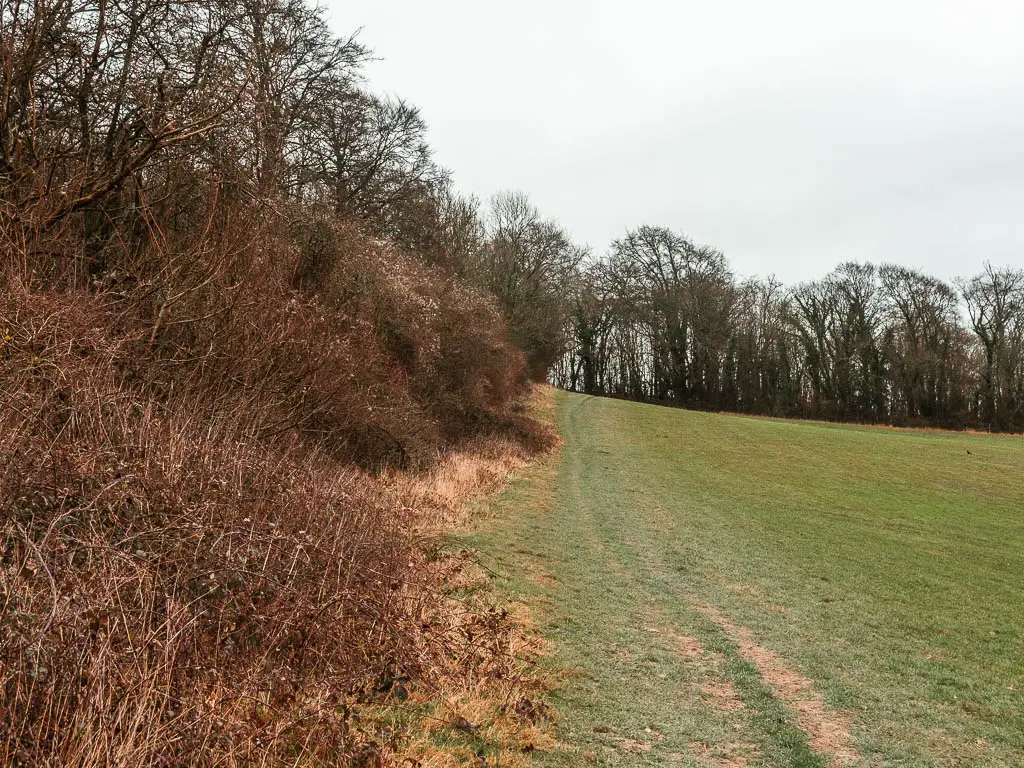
[468,392,1024,766]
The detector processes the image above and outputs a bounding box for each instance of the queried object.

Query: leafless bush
[0,0,554,761]
[0,281,433,764]
[0,191,548,766]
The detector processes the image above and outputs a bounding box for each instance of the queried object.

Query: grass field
[464,391,1024,766]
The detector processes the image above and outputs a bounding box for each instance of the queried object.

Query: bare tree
[474,191,586,378]
[1,0,235,280]
[878,265,966,423]
[609,226,734,405]
[226,0,366,196]
[959,264,1024,429]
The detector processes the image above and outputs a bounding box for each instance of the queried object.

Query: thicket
[554,226,1024,432]
[0,0,564,763]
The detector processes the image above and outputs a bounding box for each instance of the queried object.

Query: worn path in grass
[465,391,1024,767]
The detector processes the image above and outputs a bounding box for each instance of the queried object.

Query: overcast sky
[326,0,1024,285]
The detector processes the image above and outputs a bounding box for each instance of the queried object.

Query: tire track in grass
[694,601,860,767]
[474,393,860,766]
[581,398,861,767]
[562,397,835,767]
[619,477,861,765]
[550,396,776,765]
[653,625,761,767]
[642,603,838,768]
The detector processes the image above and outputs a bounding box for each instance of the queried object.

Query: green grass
[464,391,1024,766]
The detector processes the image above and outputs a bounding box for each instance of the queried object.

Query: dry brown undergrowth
[1,399,557,767]
[380,388,561,768]
[0,273,557,766]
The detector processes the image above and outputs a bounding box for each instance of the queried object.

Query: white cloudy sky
[326,0,1024,284]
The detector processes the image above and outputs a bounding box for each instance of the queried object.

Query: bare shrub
[0,281,431,764]
[0,0,553,761]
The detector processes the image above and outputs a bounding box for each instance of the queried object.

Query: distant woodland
[554,235,1024,432]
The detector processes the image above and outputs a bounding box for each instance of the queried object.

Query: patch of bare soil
[684,741,759,767]
[923,730,991,763]
[604,726,666,755]
[667,631,706,658]
[614,737,653,754]
[531,566,562,587]
[696,603,860,767]
[699,680,746,712]
[642,617,759,764]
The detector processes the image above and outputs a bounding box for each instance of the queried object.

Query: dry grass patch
[684,740,760,768]
[379,423,559,768]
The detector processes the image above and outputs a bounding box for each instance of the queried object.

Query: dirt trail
[571,396,860,765]
[470,390,1024,767]
[476,394,867,766]
[696,602,860,767]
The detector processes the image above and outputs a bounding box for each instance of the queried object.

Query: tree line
[3,0,1019,440]
[552,226,1024,432]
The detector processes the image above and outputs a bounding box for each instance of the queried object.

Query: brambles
[0,277,552,764]
[0,0,554,762]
